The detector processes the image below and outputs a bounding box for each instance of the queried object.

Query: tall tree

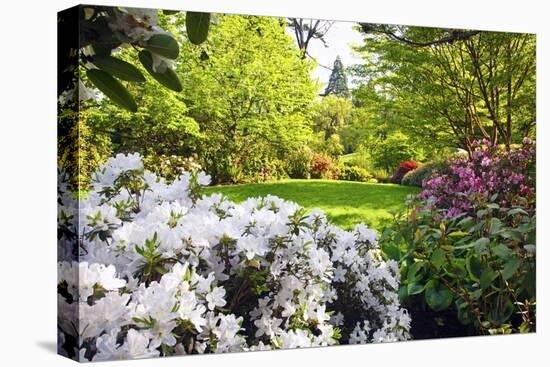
[353,26,536,153]
[175,14,319,183]
[324,56,350,98]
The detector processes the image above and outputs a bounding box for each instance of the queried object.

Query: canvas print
[57,4,536,362]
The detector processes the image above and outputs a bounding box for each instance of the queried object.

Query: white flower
[206,286,227,310]
[254,314,282,338]
[58,153,411,360]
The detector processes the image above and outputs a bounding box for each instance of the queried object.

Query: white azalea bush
[57,153,411,361]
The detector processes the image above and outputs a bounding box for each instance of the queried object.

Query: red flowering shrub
[311,153,339,179]
[390,160,420,184]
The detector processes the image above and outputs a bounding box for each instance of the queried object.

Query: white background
[0,0,548,365]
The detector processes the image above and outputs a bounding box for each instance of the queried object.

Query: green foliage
[370,132,422,172]
[353,26,536,151]
[58,105,112,191]
[379,197,536,334]
[284,146,314,179]
[173,14,318,184]
[337,165,372,182]
[312,95,353,141]
[401,161,448,187]
[89,57,202,159]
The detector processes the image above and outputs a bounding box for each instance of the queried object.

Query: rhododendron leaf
[492,244,513,260]
[490,297,514,324]
[425,280,453,312]
[86,69,137,112]
[471,237,490,253]
[92,56,146,82]
[501,258,520,280]
[430,248,446,271]
[508,208,528,216]
[480,269,498,289]
[138,50,183,92]
[186,12,211,45]
[447,231,468,237]
[407,261,424,283]
[381,242,400,261]
[143,34,179,59]
[407,281,425,295]
[466,255,483,280]
[488,218,503,235]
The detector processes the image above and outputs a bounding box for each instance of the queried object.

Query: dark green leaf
[466,255,483,280]
[143,34,179,59]
[489,218,503,235]
[508,208,528,216]
[480,269,498,289]
[492,244,513,260]
[186,12,211,45]
[86,69,137,112]
[381,243,400,261]
[407,261,425,283]
[138,51,183,92]
[92,56,145,82]
[501,257,520,280]
[430,248,446,271]
[425,280,453,312]
[91,43,112,57]
[490,296,514,324]
[398,285,408,302]
[472,237,490,253]
[407,281,425,295]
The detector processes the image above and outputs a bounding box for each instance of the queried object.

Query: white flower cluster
[107,8,174,72]
[58,153,410,361]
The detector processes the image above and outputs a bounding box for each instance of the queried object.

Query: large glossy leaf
[501,257,520,280]
[186,12,211,45]
[138,51,183,92]
[430,248,446,271]
[407,281,425,295]
[480,269,498,289]
[466,255,483,280]
[490,296,514,324]
[86,69,137,112]
[143,34,179,59]
[92,56,145,82]
[425,280,453,312]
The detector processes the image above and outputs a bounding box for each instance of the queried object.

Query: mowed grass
[203,179,420,231]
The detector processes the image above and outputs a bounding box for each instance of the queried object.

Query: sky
[287,19,365,90]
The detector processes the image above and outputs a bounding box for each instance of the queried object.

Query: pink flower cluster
[419,138,535,217]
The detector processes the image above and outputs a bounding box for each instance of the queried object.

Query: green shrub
[370,168,391,183]
[285,145,313,179]
[338,165,372,182]
[379,197,536,336]
[402,161,449,187]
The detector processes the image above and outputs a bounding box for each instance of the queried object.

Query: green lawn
[203,179,419,231]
